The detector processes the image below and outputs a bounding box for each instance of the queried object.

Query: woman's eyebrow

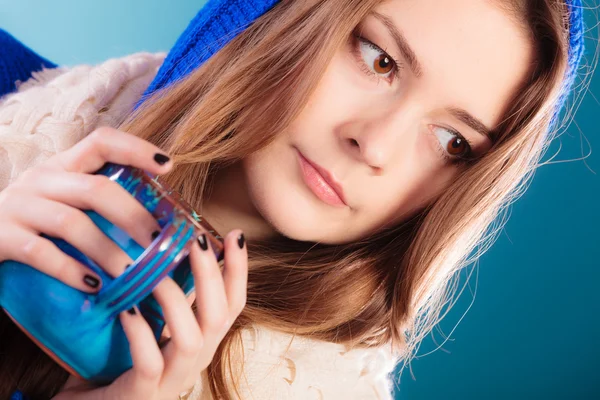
[447,107,496,143]
[372,11,423,78]
[372,11,495,143]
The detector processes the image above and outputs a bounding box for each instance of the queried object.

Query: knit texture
[0,52,398,400]
[550,0,585,130]
[144,0,279,96]
[566,0,585,86]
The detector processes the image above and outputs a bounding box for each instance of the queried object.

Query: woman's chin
[252,188,356,244]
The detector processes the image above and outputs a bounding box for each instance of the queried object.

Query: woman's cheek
[420,125,446,170]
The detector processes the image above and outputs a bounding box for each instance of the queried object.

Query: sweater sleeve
[0,29,57,99]
[0,52,164,192]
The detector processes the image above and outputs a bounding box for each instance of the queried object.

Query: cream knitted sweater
[0,53,399,399]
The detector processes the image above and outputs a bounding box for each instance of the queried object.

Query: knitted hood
[144,0,279,95]
[143,0,585,127]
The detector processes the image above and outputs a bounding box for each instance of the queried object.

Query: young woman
[0,0,587,399]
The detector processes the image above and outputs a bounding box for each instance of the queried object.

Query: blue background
[1,1,598,398]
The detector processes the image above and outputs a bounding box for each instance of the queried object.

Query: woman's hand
[54,229,248,400]
[0,126,248,398]
[0,126,175,289]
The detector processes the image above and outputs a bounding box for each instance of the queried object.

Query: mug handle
[94,213,196,316]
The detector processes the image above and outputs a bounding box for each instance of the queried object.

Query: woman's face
[238,0,534,244]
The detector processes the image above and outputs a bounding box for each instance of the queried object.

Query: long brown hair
[0,0,587,399]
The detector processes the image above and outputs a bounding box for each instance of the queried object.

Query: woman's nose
[340,117,407,173]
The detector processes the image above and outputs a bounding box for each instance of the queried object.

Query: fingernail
[127,307,137,315]
[83,275,100,289]
[237,233,245,249]
[154,153,170,165]
[198,234,208,251]
[152,230,160,240]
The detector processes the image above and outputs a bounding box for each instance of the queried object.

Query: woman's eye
[430,125,473,162]
[352,35,399,82]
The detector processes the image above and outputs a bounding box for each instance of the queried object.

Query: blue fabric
[144,0,280,96]
[0,29,57,99]
[550,0,585,130]
[10,390,26,400]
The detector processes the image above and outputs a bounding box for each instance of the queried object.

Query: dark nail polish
[125,263,132,270]
[237,233,245,249]
[154,153,170,165]
[152,231,160,240]
[198,234,208,251]
[83,275,100,289]
[127,307,136,315]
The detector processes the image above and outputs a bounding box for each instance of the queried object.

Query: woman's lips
[296,148,348,208]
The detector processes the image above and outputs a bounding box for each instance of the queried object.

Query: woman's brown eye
[373,54,394,74]
[356,37,396,79]
[431,126,472,161]
[447,136,468,156]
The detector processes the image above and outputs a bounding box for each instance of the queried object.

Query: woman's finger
[221,231,248,318]
[5,195,132,278]
[0,223,103,293]
[107,307,164,398]
[48,126,173,175]
[21,170,161,250]
[189,232,230,346]
[152,277,204,394]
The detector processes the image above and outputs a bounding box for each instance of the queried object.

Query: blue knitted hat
[552,0,585,129]
[145,0,585,127]
[145,0,279,95]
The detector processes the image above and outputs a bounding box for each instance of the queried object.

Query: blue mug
[0,163,224,384]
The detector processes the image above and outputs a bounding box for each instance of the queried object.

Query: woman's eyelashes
[351,33,402,84]
[428,125,474,164]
